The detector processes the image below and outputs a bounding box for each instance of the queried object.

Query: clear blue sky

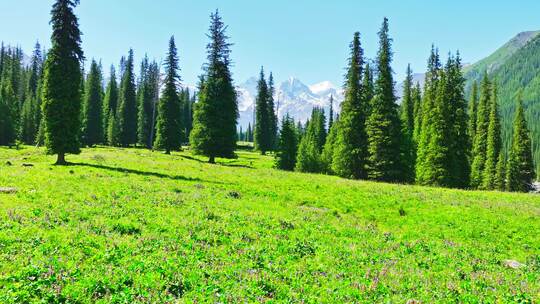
[2,0,540,86]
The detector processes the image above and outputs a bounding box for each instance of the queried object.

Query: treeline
[270,19,535,193]
[0,0,235,165]
[0,0,535,192]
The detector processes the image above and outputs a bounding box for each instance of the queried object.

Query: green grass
[0,146,539,303]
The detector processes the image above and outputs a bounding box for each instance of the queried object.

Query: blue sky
[2,0,540,86]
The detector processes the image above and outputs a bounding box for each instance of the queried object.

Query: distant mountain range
[236,77,343,129]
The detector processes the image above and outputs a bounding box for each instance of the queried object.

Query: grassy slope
[0,147,539,303]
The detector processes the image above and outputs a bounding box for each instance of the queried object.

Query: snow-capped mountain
[237,77,343,129]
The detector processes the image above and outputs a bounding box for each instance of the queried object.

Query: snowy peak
[237,77,344,128]
[309,81,337,95]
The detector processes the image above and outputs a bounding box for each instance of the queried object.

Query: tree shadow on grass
[69,162,224,184]
[178,155,253,169]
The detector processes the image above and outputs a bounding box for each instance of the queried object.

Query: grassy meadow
[0,146,539,303]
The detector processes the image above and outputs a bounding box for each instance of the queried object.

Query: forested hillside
[464,32,540,176]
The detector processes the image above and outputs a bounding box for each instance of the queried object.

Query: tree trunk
[165,149,171,155]
[55,153,67,165]
[209,155,215,164]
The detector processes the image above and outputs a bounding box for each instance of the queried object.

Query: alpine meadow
[0,0,539,302]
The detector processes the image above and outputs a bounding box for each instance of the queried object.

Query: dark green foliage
[446,53,470,188]
[275,115,298,171]
[103,65,118,143]
[154,37,182,154]
[254,67,271,154]
[321,118,338,174]
[477,34,540,177]
[506,97,535,192]
[482,85,502,190]
[190,11,238,163]
[295,108,326,173]
[412,83,422,144]
[42,0,84,164]
[416,49,441,185]
[416,51,469,188]
[400,64,415,182]
[328,95,334,130]
[467,81,479,151]
[401,64,415,137]
[331,32,368,179]
[107,110,120,146]
[494,151,506,191]
[137,57,160,148]
[362,63,374,115]
[267,73,278,150]
[19,95,38,144]
[470,72,492,188]
[180,88,195,142]
[19,42,43,145]
[82,59,103,146]
[366,18,403,182]
[246,122,253,142]
[117,49,137,146]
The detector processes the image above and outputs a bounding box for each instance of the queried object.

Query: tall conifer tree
[482,85,502,189]
[416,46,442,185]
[103,65,118,142]
[470,72,491,188]
[138,59,160,148]
[296,108,326,173]
[400,64,415,182]
[275,115,298,171]
[267,72,278,150]
[42,0,84,164]
[190,10,238,163]
[412,83,422,143]
[154,36,182,154]
[467,81,479,150]
[82,59,104,146]
[506,97,535,192]
[366,18,403,182]
[254,67,271,154]
[331,32,367,179]
[117,49,137,146]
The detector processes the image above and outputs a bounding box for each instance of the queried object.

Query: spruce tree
[494,151,506,191]
[267,72,278,150]
[328,94,334,130]
[117,49,137,147]
[412,83,422,144]
[321,117,338,174]
[81,59,103,146]
[107,110,120,146]
[467,81,479,150]
[366,18,403,182]
[362,63,374,115]
[154,36,182,154]
[446,52,469,188]
[138,58,160,148]
[275,115,298,171]
[42,0,84,164]
[103,65,118,143]
[246,122,253,142]
[331,32,367,179]
[400,64,415,182]
[506,97,535,192]
[254,67,271,154]
[296,108,325,173]
[482,85,501,190]
[470,72,491,188]
[416,46,442,185]
[190,10,238,163]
